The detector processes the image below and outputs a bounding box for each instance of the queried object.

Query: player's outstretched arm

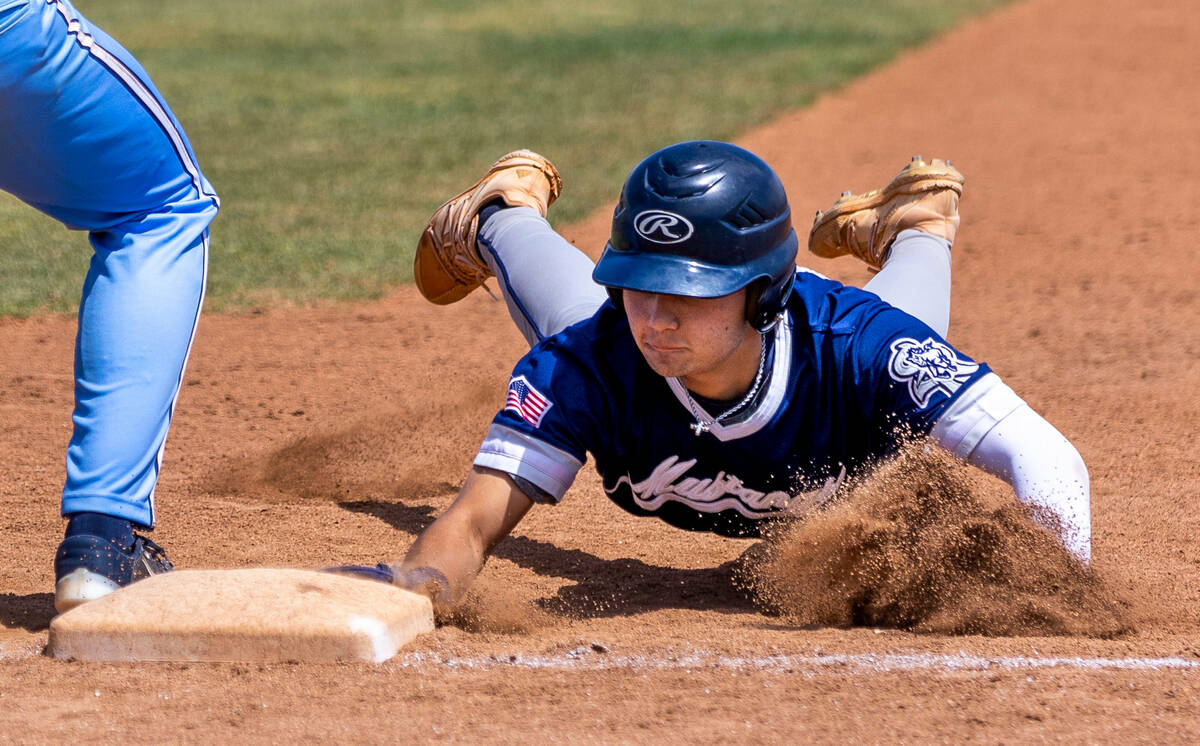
[395,466,535,612]
[963,404,1092,563]
[931,376,1091,564]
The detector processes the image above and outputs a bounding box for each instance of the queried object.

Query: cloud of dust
[209,378,498,503]
[440,579,558,634]
[738,444,1131,637]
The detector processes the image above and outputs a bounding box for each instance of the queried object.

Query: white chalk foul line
[398,649,1200,674]
[0,641,45,660]
[4,641,1195,673]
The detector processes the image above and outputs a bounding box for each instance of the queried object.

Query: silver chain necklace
[684,334,769,436]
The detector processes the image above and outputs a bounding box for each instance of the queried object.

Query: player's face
[623,289,761,399]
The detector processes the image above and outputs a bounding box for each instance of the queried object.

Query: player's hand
[323,562,397,584]
[323,563,452,606]
[394,566,452,605]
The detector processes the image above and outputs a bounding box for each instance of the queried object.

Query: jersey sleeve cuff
[473,423,585,503]
[930,372,1024,459]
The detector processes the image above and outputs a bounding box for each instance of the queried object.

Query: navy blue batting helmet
[592,140,798,331]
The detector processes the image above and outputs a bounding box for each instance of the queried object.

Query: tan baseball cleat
[414,149,563,305]
[808,156,964,269]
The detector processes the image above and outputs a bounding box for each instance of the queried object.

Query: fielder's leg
[0,0,218,609]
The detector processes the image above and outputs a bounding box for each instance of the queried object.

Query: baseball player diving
[335,140,1090,613]
[1,0,218,611]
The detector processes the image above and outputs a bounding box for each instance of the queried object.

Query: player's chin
[638,346,695,379]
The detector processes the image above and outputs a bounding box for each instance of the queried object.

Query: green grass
[0,0,1006,314]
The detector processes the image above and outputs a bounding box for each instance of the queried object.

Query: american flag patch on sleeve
[504,375,553,427]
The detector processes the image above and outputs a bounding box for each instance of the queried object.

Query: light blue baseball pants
[0,0,219,526]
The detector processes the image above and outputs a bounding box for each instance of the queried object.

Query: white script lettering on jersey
[606,455,843,519]
[887,337,979,407]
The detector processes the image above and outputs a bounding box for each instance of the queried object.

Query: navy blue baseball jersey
[475,269,992,537]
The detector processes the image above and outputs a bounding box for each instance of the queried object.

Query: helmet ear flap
[747,268,795,332]
[607,287,624,313]
[745,279,766,329]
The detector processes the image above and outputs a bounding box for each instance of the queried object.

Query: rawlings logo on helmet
[634,210,694,244]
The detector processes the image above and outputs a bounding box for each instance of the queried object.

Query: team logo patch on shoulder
[504,375,553,427]
[887,337,979,407]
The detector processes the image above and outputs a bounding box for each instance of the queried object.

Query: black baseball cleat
[54,533,174,613]
[323,563,397,584]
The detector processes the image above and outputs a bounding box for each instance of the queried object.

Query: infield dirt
[2,0,1199,741]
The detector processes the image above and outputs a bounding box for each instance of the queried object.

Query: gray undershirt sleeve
[865,229,952,337]
[476,206,609,346]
